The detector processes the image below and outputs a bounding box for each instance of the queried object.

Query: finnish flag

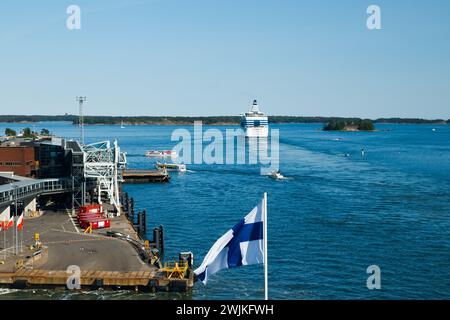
[194,197,265,284]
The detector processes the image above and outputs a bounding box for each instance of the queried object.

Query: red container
[78,216,102,224]
[80,218,110,229]
[79,204,103,214]
[77,213,104,222]
[78,211,103,218]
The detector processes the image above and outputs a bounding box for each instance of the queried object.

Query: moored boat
[155,162,187,172]
[145,150,178,157]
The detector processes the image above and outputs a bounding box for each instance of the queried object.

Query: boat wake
[126,153,147,158]
[279,137,306,149]
[190,166,262,177]
[268,171,292,181]
[273,176,292,181]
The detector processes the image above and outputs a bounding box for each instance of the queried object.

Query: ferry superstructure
[240,100,269,138]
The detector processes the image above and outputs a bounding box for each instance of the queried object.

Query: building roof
[0,172,34,182]
[66,140,83,153]
[0,137,34,147]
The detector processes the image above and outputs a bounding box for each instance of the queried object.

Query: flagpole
[14,216,17,255]
[263,192,268,300]
[13,187,16,255]
[19,212,21,253]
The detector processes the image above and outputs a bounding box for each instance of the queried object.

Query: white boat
[240,100,269,138]
[120,121,125,129]
[269,170,286,180]
[155,162,186,172]
[145,150,178,157]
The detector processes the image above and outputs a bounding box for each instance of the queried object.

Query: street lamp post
[14,186,19,256]
[12,185,17,256]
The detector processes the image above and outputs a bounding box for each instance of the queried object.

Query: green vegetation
[76,116,242,125]
[324,120,346,131]
[4,128,16,136]
[40,128,50,136]
[2,127,51,138]
[0,115,448,125]
[21,127,37,139]
[375,118,448,124]
[0,114,78,123]
[323,119,375,131]
[358,119,375,131]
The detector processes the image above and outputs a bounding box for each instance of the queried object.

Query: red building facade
[0,146,36,177]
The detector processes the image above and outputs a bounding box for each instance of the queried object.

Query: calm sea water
[1,122,450,300]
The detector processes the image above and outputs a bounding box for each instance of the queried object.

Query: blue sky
[0,0,449,118]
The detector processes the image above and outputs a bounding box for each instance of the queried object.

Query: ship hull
[244,126,269,138]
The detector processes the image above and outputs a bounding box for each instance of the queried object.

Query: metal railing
[0,178,73,207]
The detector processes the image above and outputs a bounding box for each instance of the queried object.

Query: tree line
[323,119,375,131]
[0,115,448,125]
[3,127,51,138]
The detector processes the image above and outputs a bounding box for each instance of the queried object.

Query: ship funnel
[250,100,260,113]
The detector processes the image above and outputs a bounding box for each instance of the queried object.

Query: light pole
[76,96,87,145]
[13,185,18,256]
[2,210,5,261]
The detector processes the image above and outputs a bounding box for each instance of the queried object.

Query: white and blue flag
[194,197,265,284]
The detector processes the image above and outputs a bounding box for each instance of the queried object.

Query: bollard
[134,224,141,235]
[137,211,142,233]
[159,225,165,258]
[124,193,129,213]
[153,227,160,255]
[139,211,145,238]
[130,198,135,222]
[142,209,147,235]
[152,226,164,259]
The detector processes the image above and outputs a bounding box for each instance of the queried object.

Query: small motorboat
[269,170,286,180]
[146,150,178,157]
[155,162,187,172]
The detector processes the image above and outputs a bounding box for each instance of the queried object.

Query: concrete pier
[123,169,170,183]
[0,140,193,293]
[0,210,194,292]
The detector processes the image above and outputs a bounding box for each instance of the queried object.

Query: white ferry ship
[240,99,269,138]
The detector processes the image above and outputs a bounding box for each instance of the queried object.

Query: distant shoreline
[0,115,448,126]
